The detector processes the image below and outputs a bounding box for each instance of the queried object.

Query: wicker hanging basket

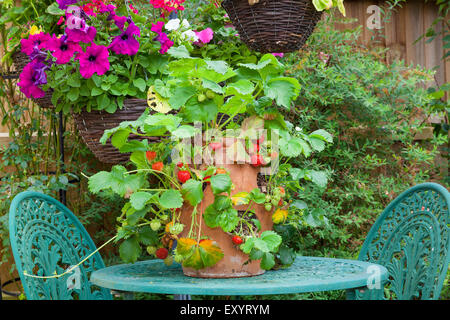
[74,99,161,164]
[221,0,323,53]
[12,50,55,109]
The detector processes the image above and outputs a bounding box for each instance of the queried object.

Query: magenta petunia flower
[65,20,97,43]
[76,43,110,79]
[194,28,214,45]
[57,0,79,10]
[156,32,174,54]
[111,15,128,30]
[151,21,165,35]
[271,53,284,57]
[21,33,51,56]
[18,60,49,99]
[109,22,140,55]
[46,35,82,64]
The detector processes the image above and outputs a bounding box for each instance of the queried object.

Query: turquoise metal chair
[347,182,450,300]
[9,191,112,300]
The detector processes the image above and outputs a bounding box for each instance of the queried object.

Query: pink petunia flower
[194,28,214,46]
[76,43,110,79]
[21,33,51,56]
[46,35,82,64]
[271,53,284,57]
[18,60,49,99]
[109,22,141,56]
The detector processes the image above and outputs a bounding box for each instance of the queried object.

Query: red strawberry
[250,154,264,167]
[146,151,157,162]
[155,248,169,260]
[152,161,164,171]
[232,236,243,245]
[178,170,191,183]
[177,162,184,168]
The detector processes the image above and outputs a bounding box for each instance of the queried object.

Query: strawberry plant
[88,49,332,273]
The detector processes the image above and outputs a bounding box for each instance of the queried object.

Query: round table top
[90,256,388,296]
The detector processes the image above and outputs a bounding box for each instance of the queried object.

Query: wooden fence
[334,0,449,88]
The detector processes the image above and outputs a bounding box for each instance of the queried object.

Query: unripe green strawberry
[265,203,273,212]
[197,94,206,102]
[150,220,161,231]
[169,223,184,235]
[271,198,278,206]
[265,195,271,202]
[206,90,216,99]
[146,246,157,255]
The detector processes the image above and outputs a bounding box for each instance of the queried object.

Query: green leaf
[137,226,159,246]
[111,129,131,149]
[309,129,333,143]
[159,190,183,209]
[279,136,302,158]
[168,86,197,109]
[261,231,282,252]
[260,252,275,270]
[279,245,296,265]
[167,45,191,59]
[181,179,204,206]
[264,77,301,109]
[130,192,154,210]
[205,60,229,75]
[133,78,147,92]
[308,170,328,188]
[226,79,255,96]
[249,188,266,204]
[210,174,232,195]
[88,171,113,194]
[119,236,141,264]
[172,125,199,139]
[202,79,224,94]
[291,200,308,210]
[183,98,218,123]
[67,87,79,102]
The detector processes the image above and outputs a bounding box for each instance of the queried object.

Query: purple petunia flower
[57,0,79,10]
[76,43,110,79]
[109,22,140,55]
[18,60,49,99]
[21,33,51,56]
[65,20,97,43]
[46,35,82,64]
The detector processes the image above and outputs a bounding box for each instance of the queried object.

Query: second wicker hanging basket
[221,0,323,53]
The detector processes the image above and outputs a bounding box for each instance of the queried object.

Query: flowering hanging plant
[15,0,213,113]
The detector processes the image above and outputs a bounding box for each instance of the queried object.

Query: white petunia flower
[181,19,190,29]
[165,18,180,31]
[181,30,199,42]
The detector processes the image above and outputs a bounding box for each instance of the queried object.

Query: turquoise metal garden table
[90,256,388,297]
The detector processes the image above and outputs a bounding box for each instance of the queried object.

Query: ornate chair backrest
[356,183,450,300]
[9,192,112,300]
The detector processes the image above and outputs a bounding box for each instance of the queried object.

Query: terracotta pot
[178,163,273,278]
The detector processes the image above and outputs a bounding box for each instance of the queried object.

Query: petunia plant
[15,0,214,114]
[88,49,333,271]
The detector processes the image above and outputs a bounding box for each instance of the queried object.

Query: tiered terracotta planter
[179,162,273,278]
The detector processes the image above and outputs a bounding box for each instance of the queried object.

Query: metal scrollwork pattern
[355,183,450,300]
[9,192,112,300]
